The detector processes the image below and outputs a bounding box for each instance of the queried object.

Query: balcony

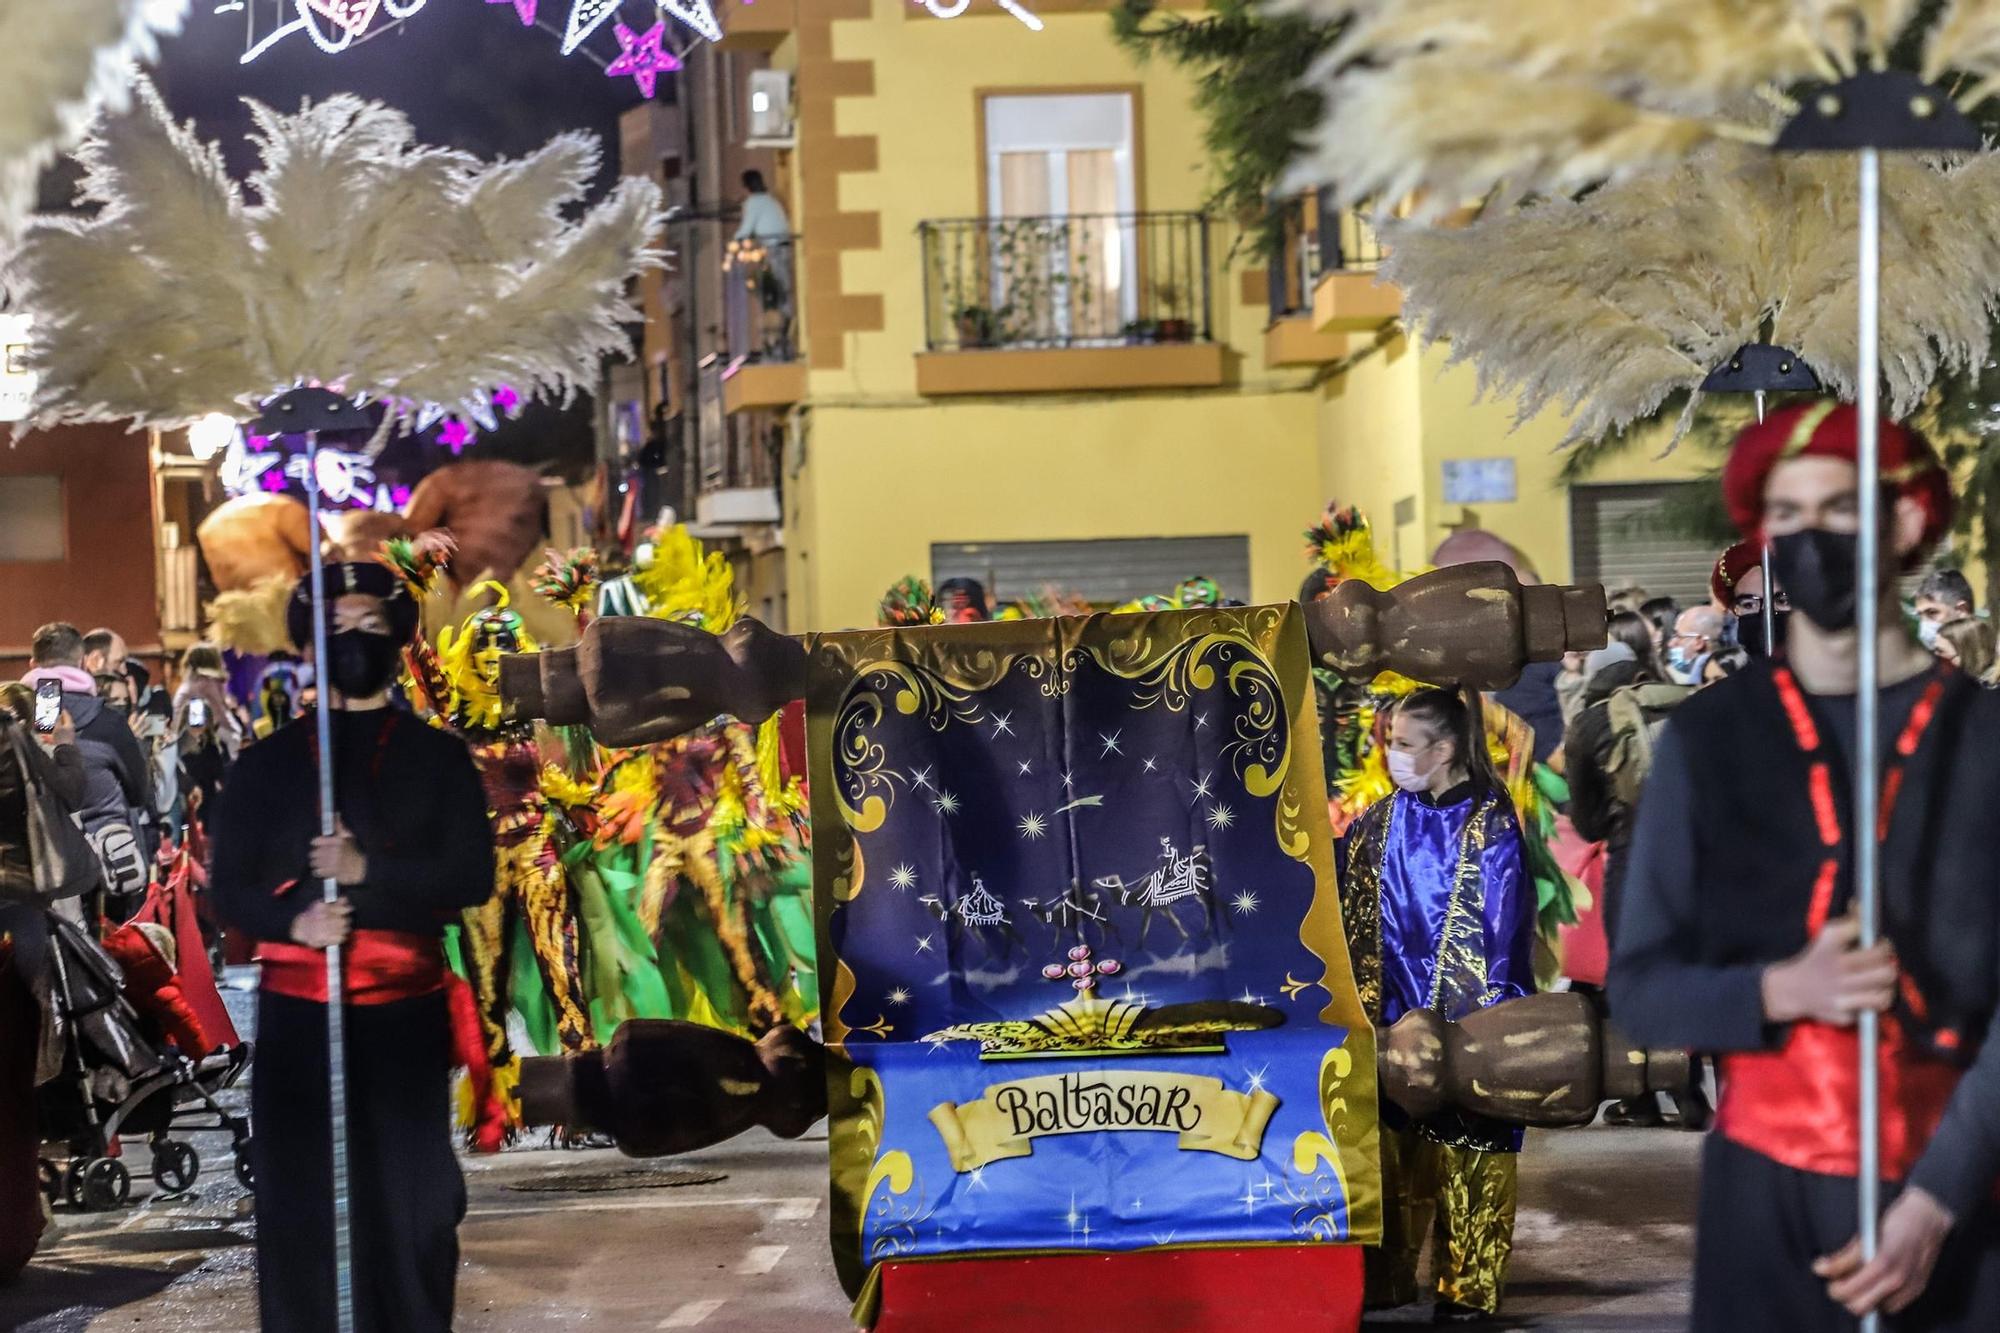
[1310,203,1401,332]
[721,234,806,413]
[914,211,1227,396]
[693,359,784,539]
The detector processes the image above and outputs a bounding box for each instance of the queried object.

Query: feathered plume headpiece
[0,0,184,239]
[532,546,602,624]
[629,525,740,633]
[1380,144,2000,446]
[382,531,459,601]
[1279,0,2000,212]
[1305,503,1399,589]
[11,79,665,432]
[878,576,944,627]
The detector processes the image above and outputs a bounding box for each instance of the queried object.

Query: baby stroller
[37,907,252,1210]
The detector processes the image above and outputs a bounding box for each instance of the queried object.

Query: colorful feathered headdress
[878,576,944,627]
[1305,503,1399,590]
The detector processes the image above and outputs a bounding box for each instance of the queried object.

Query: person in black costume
[1613,404,2000,1331]
[209,561,493,1333]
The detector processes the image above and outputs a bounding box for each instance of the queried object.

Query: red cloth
[1551,816,1608,987]
[257,928,447,1005]
[1718,1019,1960,1182]
[1722,403,1953,557]
[132,846,240,1051]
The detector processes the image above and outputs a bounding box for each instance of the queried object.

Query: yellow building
[640,0,1719,634]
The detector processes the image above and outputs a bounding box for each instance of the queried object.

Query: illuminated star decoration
[605,21,680,100]
[485,0,535,23]
[659,0,721,42]
[437,418,474,455]
[492,383,521,414]
[562,0,619,53]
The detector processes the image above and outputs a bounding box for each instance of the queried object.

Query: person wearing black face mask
[1712,540,1790,660]
[208,560,494,1333]
[1612,403,2000,1332]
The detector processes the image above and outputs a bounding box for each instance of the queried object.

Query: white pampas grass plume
[0,0,185,238]
[1276,0,2000,212]
[11,79,666,432]
[1382,146,2000,448]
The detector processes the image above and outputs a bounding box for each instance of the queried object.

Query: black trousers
[1695,1134,2000,1332]
[252,989,465,1333]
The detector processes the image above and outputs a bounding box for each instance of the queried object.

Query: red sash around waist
[257,929,446,1006]
[1717,1018,1960,1181]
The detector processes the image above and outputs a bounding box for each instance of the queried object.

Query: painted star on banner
[1016,759,1033,777]
[1017,812,1048,840]
[889,864,918,892]
[1060,770,1076,791]
[991,711,1015,738]
[915,933,937,955]
[1190,773,1214,800]
[1099,730,1123,757]
[1141,755,1158,774]
[605,20,680,99]
[1207,804,1236,831]
[887,987,912,1006]
[1230,890,1259,916]
[933,790,960,816]
[1195,712,1211,730]
[562,0,618,52]
[913,766,935,791]
[1245,1064,1270,1094]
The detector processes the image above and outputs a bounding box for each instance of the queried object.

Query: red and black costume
[1611,405,2000,1332]
[209,564,494,1333]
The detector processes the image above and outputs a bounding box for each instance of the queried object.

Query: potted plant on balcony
[1153,280,1194,342]
[956,304,999,349]
[1122,317,1161,345]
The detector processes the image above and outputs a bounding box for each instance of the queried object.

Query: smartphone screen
[187,698,210,728]
[33,679,61,733]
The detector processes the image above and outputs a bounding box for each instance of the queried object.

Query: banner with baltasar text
[805,605,1381,1304]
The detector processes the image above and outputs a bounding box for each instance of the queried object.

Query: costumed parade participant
[387,540,593,1141]
[209,561,495,1333]
[1302,504,1578,979]
[1612,403,2000,1331]
[1712,540,1789,660]
[536,529,817,1042]
[1343,687,1535,1322]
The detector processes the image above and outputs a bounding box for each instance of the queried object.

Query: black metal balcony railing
[723,234,799,364]
[1267,189,1387,322]
[919,211,1212,353]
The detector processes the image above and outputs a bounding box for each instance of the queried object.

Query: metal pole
[1854,146,1883,1333]
[304,430,358,1333]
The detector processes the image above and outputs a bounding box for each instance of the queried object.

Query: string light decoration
[605,18,681,97]
[916,0,1042,30]
[241,0,430,62]
[561,0,620,54]
[659,0,721,43]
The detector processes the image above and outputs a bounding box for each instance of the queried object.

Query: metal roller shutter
[932,535,1251,608]
[1569,482,1718,608]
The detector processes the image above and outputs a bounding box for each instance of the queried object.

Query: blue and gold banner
[807,605,1381,1299]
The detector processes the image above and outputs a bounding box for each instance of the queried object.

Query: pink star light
[438,419,474,455]
[606,20,680,100]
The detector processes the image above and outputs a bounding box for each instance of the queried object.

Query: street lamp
[187,412,237,461]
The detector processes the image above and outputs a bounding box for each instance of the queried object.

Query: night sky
[149,1,659,189]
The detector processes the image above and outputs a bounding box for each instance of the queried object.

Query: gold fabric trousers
[1365,1124,1519,1314]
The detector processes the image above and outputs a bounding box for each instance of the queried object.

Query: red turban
[1721,402,1953,560]
[1710,541,1762,606]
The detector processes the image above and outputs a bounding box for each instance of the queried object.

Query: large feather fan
[1277,0,2000,212]
[0,0,184,238]
[11,80,665,430]
[1382,143,2000,446]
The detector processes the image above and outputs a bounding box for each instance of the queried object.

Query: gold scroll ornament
[928,1070,1281,1172]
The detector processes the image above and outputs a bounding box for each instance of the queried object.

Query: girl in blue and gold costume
[1342,686,1535,1323]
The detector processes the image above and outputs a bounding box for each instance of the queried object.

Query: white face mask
[1386,745,1442,794]
[1919,618,1944,651]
